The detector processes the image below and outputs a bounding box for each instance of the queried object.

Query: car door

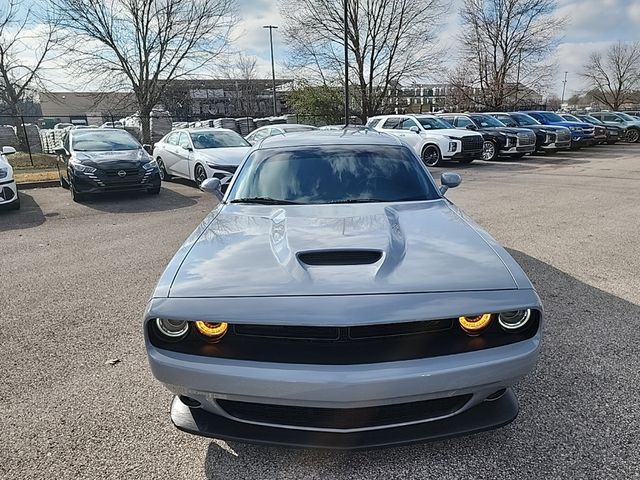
[397,118,423,150]
[174,132,194,179]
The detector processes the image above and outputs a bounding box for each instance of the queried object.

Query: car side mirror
[200,178,224,201]
[465,124,477,130]
[409,126,420,133]
[2,146,16,155]
[439,172,462,195]
[143,144,152,155]
[182,145,193,152]
[54,146,67,156]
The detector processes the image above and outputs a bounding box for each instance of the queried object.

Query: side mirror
[409,126,420,133]
[2,146,16,155]
[465,124,477,130]
[143,144,152,155]
[439,172,462,195]
[182,145,193,152]
[54,146,67,156]
[200,178,224,201]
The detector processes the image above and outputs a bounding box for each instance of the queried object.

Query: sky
[12,0,640,99]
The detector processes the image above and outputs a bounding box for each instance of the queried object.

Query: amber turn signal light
[458,314,493,335]
[194,321,228,341]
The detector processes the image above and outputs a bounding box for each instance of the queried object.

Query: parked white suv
[0,146,19,210]
[367,114,484,166]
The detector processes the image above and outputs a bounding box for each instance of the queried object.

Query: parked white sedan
[153,128,251,188]
[0,146,19,210]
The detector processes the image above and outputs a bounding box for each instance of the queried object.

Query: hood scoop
[297,249,383,266]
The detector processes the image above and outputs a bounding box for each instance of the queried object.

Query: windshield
[563,114,581,122]
[471,115,505,128]
[190,131,249,149]
[72,130,140,151]
[511,113,540,126]
[416,117,453,129]
[538,112,566,123]
[617,112,636,121]
[228,145,438,204]
[581,115,602,125]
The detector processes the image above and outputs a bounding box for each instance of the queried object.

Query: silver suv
[589,112,640,143]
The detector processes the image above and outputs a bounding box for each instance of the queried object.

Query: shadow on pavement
[80,185,199,213]
[203,249,639,479]
[0,191,45,232]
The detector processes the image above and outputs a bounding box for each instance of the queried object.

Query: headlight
[498,310,532,330]
[142,160,158,171]
[72,163,96,173]
[194,321,228,341]
[154,318,189,339]
[448,141,457,152]
[458,314,493,335]
[0,167,8,179]
[569,126,579,131]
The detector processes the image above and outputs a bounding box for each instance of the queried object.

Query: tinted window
[617,113,636,121]
[72,130,140,152]
[190,131,249,149]
[511,113,540,126]
[455,117,474,128]
[229,145,438,204]
[470,115,505,127]
[562,114,580,122]
[382,117,402,129]
[366,118,381,128]
[400,118,419,130]
[493,114,517,127]
[537,112,565,123]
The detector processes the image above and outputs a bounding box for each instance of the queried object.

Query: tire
[59,175,69,189]
[421,145,442,167]
[482,141,498,161]
[157,157,169,181]
[510,153,526,159]
[626,128,640,143]
[194,163,207,186]
[70,183,85,202]
[148,186,161,195]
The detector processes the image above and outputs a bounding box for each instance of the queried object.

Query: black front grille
[461,136,483,151]
[298,250,382,266]
[212,165,237,174]
[218,395,472,429]
[103,168,141,177]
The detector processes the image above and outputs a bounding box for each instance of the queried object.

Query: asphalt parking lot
[2,144,639,480]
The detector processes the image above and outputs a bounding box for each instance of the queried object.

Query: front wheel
[157,157,169,181]
[421,145,442,167]
[148,186,161,195]
[626,128,640,143]
[482,141,498,161]
[194,164,207,186]
[71,184,85,203]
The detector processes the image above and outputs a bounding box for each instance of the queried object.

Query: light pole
[263,25,278,116]
[343,0,349,126]
[561,71,568,106]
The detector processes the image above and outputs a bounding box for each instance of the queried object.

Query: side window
[440,116,454,125]
[252,129,270,141]
[165,132,179,145]
[455,117,474,128]
[366,118,381,128]
[608,114,622,122]
[382,117,402,129]
[399,118,419,130]
[178,132,191,149]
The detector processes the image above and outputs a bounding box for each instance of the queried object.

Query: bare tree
[450,0,565,110]
[280,0,446,122]
[0,0,59,146]
[50,0,236,142]
[581,42,640,110]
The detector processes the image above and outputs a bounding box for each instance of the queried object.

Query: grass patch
[15,170,59,184]
[8,152,58,170]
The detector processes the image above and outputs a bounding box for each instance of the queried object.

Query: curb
[17,181,59,190]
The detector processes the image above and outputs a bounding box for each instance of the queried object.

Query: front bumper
[499,145,536,155]
[540,140,571,151]
[570,135,595,147]
[448,149,482,160]
[170,388,519,449]
[0,179,18,205]
[72,170,161,193]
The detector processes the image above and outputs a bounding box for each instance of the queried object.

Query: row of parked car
[2,109,638,208]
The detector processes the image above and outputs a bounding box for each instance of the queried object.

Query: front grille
[557,131,571,142]
[582,127,595,135]
[103,168,141,177]
[298,250,382,266]
[218,395,472,429]
[517,132,536,146]
[461,136,483,151]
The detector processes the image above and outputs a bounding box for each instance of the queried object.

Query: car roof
[252,124,316,132]
[175,128,239,133]
[255,128,402,149]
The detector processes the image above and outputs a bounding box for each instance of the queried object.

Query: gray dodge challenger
[144,129,543,449]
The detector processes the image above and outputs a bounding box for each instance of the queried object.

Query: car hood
[545,120,591,128]
[480,127,533,135]
[195,147,250,166]
[166,200,523,298]
[73,149,149,168]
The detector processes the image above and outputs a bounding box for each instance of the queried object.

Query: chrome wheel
[194,164,207,186]
[627,129,640,143]
[157,158,168,181]
[482,141,496,161]
[422,145,441,167]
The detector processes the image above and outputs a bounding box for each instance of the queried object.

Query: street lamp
[263,25,278,116]
[561,71,569,106]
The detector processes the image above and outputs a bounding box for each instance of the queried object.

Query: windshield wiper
[230,197,300,205]
[328,198,388,204]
